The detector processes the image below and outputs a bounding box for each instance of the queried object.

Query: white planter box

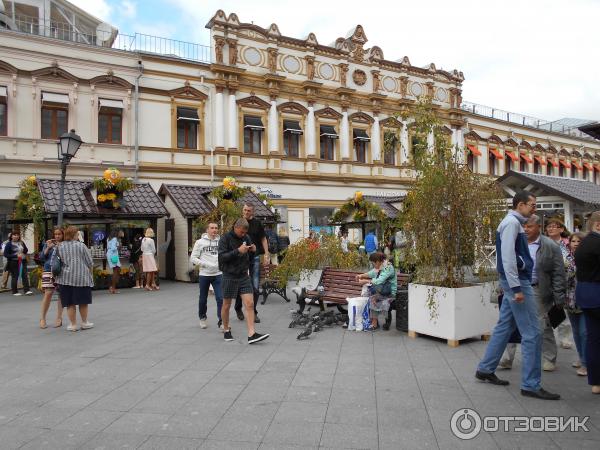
[408,282,499,344]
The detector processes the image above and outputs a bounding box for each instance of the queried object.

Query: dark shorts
[58,285,92,307]
[223,276,254,299]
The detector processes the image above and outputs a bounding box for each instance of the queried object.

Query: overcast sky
[72,0,599,122]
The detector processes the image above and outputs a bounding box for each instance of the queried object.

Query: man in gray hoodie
[190,222,223,330]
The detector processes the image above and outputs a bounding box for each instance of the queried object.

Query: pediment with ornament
[277,101,308,115]
[348,111,374,124]
[380,117,403,128]
[314,107,343,120]
[0,60,18,75]
[31,64,78,83]
[236,95,271,110]
[90,72,133,90]
[169,82,208,101]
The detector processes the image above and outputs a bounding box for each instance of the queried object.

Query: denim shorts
[222,276,254,299]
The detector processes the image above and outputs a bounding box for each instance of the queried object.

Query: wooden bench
[297,267,411,315]
[259,263,289,304]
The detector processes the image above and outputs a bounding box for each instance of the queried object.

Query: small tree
[400,99,504,288]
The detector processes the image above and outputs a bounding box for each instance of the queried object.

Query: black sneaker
[521,388,560,400]
[224,330,234,342]
[248,332,269,344]
[236,310,244,321]
[382,321,391,331]
[254,315,261,324]
[475,370,509,386]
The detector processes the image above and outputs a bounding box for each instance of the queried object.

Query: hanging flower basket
[92,167,132,210]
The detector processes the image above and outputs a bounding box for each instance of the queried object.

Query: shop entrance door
[165,218,176,280]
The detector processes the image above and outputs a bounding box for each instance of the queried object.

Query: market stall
[36,174,168,289]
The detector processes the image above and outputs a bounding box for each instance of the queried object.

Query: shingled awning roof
[37,179,168,218]
[159,184,276,222]
[363,195,405,219]
[496,171,600,208]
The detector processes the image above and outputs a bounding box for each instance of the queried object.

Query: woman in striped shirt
[55,226,94,332]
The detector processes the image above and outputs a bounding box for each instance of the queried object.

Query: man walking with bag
[498,215,567,371]
[475,191,560,400]
[190,222,223,330]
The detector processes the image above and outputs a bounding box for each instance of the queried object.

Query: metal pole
[133,60,143,182]
[57,160,67,227]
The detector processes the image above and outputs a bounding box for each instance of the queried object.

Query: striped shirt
[54,240,94,287]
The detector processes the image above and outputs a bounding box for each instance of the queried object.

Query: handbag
[51,247,62,277]
[547,303,566,329]
[110,254,119,265]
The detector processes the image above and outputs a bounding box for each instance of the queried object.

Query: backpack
[267,231,279,254]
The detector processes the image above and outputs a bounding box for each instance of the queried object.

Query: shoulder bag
[51,246,62,276]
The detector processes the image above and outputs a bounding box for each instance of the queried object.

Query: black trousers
[582,307,600,386]
[7,259,30,294]
[235,258,259,314]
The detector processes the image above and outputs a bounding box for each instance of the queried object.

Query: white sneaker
[25,291,33,295]
[81,322,94,330]
[199,319,207,329]
[13,293,23,296]
[498,359,513,370]
[560,340,573,349]
[543,361,556,372]
[67,324,79,332]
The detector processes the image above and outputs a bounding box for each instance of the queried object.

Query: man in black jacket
[218,218,269,344]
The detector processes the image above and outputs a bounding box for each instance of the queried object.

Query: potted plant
[93,168,133,210]
[400,100,505,346]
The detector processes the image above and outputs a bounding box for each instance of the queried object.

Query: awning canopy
[548,157,559,168]
[177,107,200,122]
[244,116,264,131]
[559,160,572,169]
[584,163,594,171]
[353,129,370,141]
[504,150,519,162]
[0,86,7,98]
[595,164,600,172]
[283,120,303,135]
[572,161,583,171]
[467,144,482,156]
[489,148,504,160]
[521,154,533,164]
[578,122,600,140]
[42,92,69,105]
[99,98,124,109]
[320,125,339,139]
[534,156,546,165]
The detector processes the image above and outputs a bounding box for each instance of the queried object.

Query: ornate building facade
[1,6,599,244]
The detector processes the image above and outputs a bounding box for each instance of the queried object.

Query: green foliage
[193,183,248,239]
[383,129,399,156]
[93,177,133,193]
[14,176,45,232]
[271,235,368,288]
[400,99,505,288]
[330,196,387,223]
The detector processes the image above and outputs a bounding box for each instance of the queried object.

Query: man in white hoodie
[190,222,223,330]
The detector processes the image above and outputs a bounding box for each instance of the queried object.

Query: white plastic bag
[346,296,369,331]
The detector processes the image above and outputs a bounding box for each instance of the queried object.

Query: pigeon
[313,322,323,332]
[322,316,336,326]
[297,325,312,340]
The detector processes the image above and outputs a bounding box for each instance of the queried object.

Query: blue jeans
[250,255,260,292]
[198,275,223,321]
[568,311,587,367]
[478,279,542,391]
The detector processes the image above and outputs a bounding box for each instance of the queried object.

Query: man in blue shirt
[475,191,560,400]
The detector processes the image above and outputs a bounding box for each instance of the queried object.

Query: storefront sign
[256,186,282,199]
[92,230,106,243]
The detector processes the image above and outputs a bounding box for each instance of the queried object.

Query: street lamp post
[56,129,83,227]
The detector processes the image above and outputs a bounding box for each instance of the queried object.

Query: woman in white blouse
[141,228,158,291]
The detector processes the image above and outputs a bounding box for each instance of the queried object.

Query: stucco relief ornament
[227,39,238,65]
[352,69,367,86]
[214,37,226,64]
[372,71,380,92]
[339,63,349,87]
[267,48,278,73]
[306,56,315,81]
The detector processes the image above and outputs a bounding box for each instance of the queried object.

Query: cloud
[68,0,112,22]
[121,0,136,19]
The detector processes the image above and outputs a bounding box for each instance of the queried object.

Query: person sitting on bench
[355,252,397,330]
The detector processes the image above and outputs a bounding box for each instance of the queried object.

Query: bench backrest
[320,267,411,292]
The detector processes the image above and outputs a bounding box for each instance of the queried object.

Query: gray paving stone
[83,431,150,449]
[0,424,46,449]
[53,409,123,432]
[320,422,378,449]
[207,415,272,443]
[262,420,323,447]
[273,401,327,423]
[284,386,332,403]
[102,411,172,435]
[19,429,97,450]
[200,439,259,449]
[137,435,204,449]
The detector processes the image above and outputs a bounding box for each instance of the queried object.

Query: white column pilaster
[340,111,350,159]
[427,130,434,153]
[371,117,381,162]
[306,106,316,157]
[400,121,409,164]
[268,100,278,152]
[227,93,238,150]
[215,90,224,149]
[564,201,574,231]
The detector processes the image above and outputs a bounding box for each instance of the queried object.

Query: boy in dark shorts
[218,218,269,344]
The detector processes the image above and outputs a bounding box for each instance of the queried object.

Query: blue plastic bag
[362,300,371,331]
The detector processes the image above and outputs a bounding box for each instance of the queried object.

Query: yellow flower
[98,194,107,202]
[105,193,117,200]
[27,175,37,185]
[354,191,363,203]
[223,176,236,189]
[103,168,122,185]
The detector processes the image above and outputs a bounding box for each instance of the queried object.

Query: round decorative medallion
[382,76,396,92]
[435,87,447,102]
[352,69,367,86]
[282,55,300,73]
[243,47,261,66]
[410,82,423,97]
[319,63,334,80]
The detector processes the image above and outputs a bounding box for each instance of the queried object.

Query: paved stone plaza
[0,282,598,449]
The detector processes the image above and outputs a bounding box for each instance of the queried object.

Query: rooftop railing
[461,101,593,140]
[0,14,211,63]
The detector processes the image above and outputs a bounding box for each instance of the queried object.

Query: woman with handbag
[39,227,65,329]
[3,230,33,296]
[54,226,94,332]
[106,229,121,294]
[130,232,143,289]
[142,228,159,291]
[355,252,397,330]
